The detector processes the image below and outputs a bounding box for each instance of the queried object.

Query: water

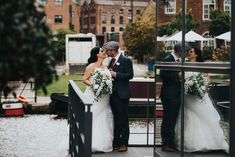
[0,115,69,157]
[0,115,154,157]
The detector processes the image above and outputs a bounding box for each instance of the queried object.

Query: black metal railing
[129,78,157,147]
[68,80,92,157]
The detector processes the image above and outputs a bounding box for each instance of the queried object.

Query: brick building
[79,0,150,47]
[157,0,231,48]
[38,0,80,32]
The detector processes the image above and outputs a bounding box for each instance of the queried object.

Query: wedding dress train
[83,68,114,153]
[175,93,229,153]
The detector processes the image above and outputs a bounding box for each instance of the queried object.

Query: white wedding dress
[175,72,229,153]
[83,68,114,153]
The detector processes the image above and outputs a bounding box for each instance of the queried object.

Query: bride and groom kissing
[160,42,229,153]
[83,41,134,153]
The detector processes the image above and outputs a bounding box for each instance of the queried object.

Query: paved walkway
[92,147,153,157]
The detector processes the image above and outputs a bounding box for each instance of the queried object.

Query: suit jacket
[160,53,181,99]
[109,54,134,99]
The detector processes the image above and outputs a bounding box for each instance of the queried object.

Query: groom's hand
[110,69,117,78]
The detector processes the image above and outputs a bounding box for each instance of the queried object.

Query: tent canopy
[165,30,207,42]
[215,31,231,41]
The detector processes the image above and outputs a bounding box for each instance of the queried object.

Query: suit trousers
[160,97,180,146]
[110,92,130,146]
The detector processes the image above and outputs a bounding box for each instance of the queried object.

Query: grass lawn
[37,74,86,96]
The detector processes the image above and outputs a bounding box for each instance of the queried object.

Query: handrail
[155,62,230,74]
[68,80,93,157]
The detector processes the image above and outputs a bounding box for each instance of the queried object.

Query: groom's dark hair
[174,42,191,53]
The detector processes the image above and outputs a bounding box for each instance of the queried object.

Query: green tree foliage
[209,9,230,36]
[0,0,57,96]
[157,10,200,36]
[52,29,75,65]
[123,18,155,63]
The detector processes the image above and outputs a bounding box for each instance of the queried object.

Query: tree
[0,0,57,97]
[157,10,200,36]
[51,29,75,65]
[123,17,155,63]
[209,9,230,36]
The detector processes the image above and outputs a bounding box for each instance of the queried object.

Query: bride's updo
[87,47,100,66]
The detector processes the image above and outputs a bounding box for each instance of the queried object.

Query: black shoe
[161,145,176,152]
[118,145,128,152]
[113,145,120,151]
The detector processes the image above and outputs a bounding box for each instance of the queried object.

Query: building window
[203,0,215,20]
[71,11,75,18]
[128,9,132,15]
[128,15,132,23]
[119,16,124,24]
[111,8,116,14]
[202,31,215,49]
[119,27,124,32]
[91,7,96,13]
[111,15,115,24]
[102,15,107,24]
[54,15,63,24]
[55,0,63,6]
[102,27,106,34]
[224,0,231,16]
[111,27,115,32]
[136,9,141,15]
[39,0,47,5]
[164,41,177,52]
[119,9,124,14]
[91,17,95,24]
[165,0,176,14]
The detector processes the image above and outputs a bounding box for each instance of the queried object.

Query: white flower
[184,72,208,99]
[93,84,99,90]
[91,69,113,101]
[187,80,194,86]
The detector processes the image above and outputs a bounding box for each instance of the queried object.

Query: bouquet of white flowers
[91,69,113,101]
[184,72,208,99]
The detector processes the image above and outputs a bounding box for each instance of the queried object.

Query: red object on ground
[156,110,164,117]
[5,108,24,116]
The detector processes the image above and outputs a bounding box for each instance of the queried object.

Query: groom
[160,42,191,152]
[102,41,134,152]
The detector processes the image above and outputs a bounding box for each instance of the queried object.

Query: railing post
[68,80,92,157]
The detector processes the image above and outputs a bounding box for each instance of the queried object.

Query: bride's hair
[194,47,204,62]
[87,47,100,66]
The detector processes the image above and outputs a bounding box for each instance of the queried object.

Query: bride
[83,47,114,153]
[175,47,229,153]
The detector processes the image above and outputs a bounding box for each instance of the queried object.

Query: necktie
[111,58,116,66]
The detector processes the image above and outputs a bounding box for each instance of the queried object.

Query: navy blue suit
[108,54,133,146]
[160,53,181,147]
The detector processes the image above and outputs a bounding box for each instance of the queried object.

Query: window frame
[164,0,176,15]
[203,0,215,21]
[54,15,63,24]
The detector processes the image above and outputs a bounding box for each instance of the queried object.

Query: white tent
[215,31,231,41]
[156,35,168,41]
[165,31,207,42]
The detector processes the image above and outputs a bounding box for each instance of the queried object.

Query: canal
[0,115,154,157]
